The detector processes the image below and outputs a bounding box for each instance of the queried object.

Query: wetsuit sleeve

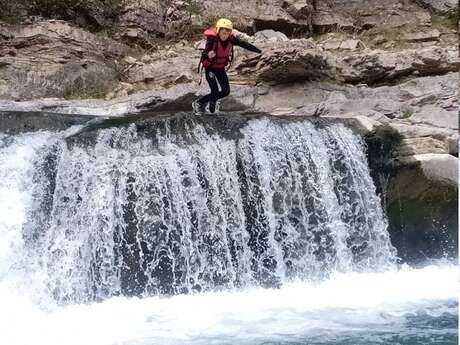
[232,36,262,54]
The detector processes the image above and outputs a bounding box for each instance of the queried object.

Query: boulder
[254,30,289,43]
[364,125,458,265]
[386,162,457,263]
[243,39,327,83]
[400,153,458,186]
[398,137,449,156]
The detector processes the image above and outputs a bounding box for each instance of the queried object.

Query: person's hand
[208,51,216,59]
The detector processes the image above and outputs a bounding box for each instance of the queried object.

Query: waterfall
[0,116,396,304]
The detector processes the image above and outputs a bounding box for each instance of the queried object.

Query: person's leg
[215,69,230,100]
[199,69,220,104]
[209,69,230,113]
[193,69,220,114]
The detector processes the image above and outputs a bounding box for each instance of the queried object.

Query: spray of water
[1,117,397,304]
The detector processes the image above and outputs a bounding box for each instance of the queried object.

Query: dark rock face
[364,126,458,265]
[386,169,457,264]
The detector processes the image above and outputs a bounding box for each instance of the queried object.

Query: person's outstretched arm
[232,36,261,54]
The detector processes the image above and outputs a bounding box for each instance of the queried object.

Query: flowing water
[0,115,457,345]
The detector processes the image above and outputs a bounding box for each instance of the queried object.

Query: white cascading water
[0,116,456,345]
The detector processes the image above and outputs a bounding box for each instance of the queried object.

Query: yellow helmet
[215,18,233,32]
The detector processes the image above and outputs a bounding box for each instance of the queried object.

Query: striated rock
[390,122,457,154]
[334,46,459,84]
[312,0,432,32]
[322,40,342,50]
[398,137,449,156]
[118,0,168,46]
[254,72,458,155]
[0,20,128,100]
[404,29,440,42]
[414,0,457,14]
[409,104,457,130]
[282,0,315,30]
[371,35,388,45]
[198,0,313,35]
[241,39,327,83]
[127,54,196,89]
[339,39,365,50]
[113,0,436,39]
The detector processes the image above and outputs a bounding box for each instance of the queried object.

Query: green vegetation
[0,0,125,32]
[401,109,414,119]
[203,14,249,32]
[361,25,414,49]
[186,0,201,16]
[381,26,409,47]
[63,76,112,100]
[432,8,459,31]
[0,1,26,24]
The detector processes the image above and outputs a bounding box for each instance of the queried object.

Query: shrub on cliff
[0,0,125,31]
[0,0,27,23]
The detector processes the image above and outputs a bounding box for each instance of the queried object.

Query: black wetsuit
[198,36,261,105]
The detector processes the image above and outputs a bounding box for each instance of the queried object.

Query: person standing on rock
[192,18,262,115]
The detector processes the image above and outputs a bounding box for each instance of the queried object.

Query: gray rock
[333,46,459,85]
[339,39,365,50]
[398,137,449,156]
[312,0,432,31]
[404,29,440,42]
[322,40,342,50]
[249,39,328,83]
[400,154,458,186]
[118,0,168,45]
[254,30,289,43]
[283,0,314,29]
[414,0,457,14]
[409,104,458,130]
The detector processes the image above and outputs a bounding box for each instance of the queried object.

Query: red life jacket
[201,28,234,69]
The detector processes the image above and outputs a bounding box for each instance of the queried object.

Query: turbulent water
[0,115,457,345]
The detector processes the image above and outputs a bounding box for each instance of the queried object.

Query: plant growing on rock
[63,76,113,100]
[0,0,27,23]
[0,0,126,32]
